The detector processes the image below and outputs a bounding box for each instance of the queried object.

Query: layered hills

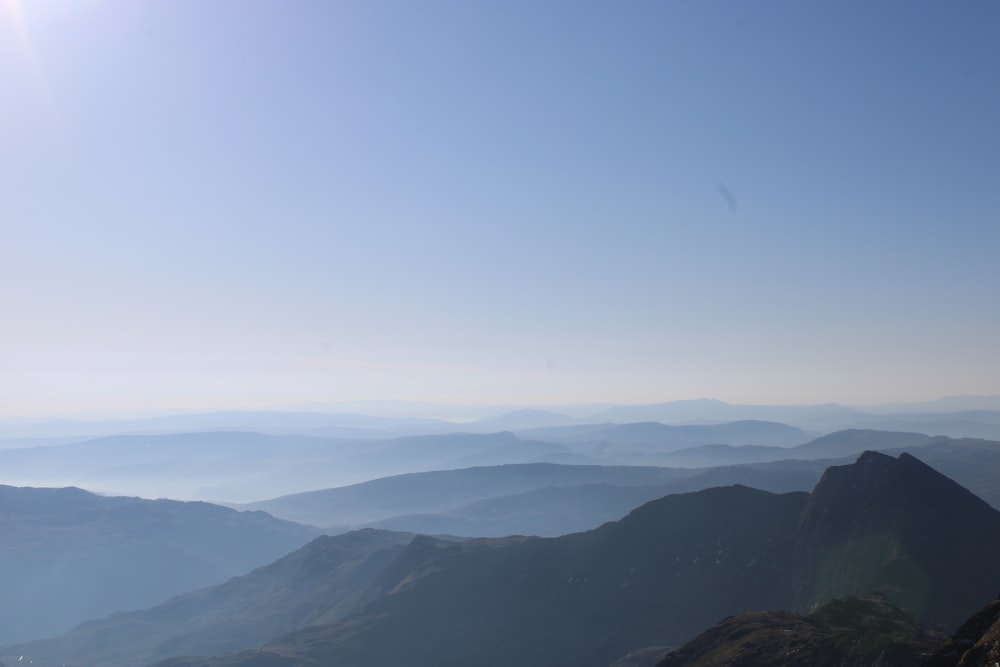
[242,430,1000,537]
[0,485,317,645]
[19,450,1000,667]
[3,529,412,667]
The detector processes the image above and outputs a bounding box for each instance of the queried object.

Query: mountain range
[13,449,1000,667]
[241,430,1000,536]
[0,485,317,645]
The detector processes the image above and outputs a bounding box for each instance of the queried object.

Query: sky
[2,0,999,417]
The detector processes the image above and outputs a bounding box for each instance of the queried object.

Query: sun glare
[3,0,35,61]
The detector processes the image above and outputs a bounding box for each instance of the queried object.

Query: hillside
[2,529,412,667]
[144,451,1000,667]
[0,485,317,645]
[243,462,693,527]
[655,594,944,666]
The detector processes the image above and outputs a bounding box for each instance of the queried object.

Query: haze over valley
[3,0,999,665]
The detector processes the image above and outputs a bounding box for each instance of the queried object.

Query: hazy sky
[2,1,999,416]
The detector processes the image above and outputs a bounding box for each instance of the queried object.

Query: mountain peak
[793,451,1000,627]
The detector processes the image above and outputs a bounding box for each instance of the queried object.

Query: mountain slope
[3,529,412,667]
[147,452,1000,667]
[243,462,693,527]
[925,594,1000,666]
[0,485,317,645]
[791,451,1000,628]
[655,594,944,667]
[161,485,810,667]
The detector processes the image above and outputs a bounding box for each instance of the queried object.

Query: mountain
[364,463,826,538]
[175,485,807,667]
[2,529,413,667]
[0,430,578,503]
[881,437,1000,510]
[791,451,1000,629]
[657,592,1000,667]
[0,431,359,501]
[586,400,869,431]
[655,594,945,667]
[521,420,811,456]
[0,485,318,645]
[925,594,1000,666]
[366,483,677,537]
[139,452,1000,667]
[652,429,934,468]
[469,409,581,431]
[242,462,692,528]
[249,433,1000,538]
[846,413,1000,441]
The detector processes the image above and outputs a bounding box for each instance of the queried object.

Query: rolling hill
[0,485,317,645]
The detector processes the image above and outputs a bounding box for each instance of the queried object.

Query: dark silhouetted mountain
[790,452,1000,629]
[925,594,1000,667]
[657,592,1000,667]
[137,452,1000,667]
[0,485,318,645]
[880,438,1000,510]
[656,594,944,667]
[2,529,412,667]
[151,485,809,667]
[243,462,693,527]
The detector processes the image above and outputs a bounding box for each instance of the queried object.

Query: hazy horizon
[3,393,1000,424]
[4,1,998,416]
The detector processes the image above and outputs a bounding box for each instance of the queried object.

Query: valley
[1,402,999,666]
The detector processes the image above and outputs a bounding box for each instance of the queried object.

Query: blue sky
[2,1,998,416]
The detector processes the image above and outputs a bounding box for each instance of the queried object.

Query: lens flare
[3,0,61,132]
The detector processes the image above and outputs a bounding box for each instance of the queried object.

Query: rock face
[791,451,1000,629]
[655,592,1000,667]
[925,595,1000,667]
[656,594,945,667]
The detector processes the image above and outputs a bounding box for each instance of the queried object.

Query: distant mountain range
[4,395,1000,441]
[0,486,317,645]
[0,422,817,503]
[239,462,692,528]
[241,431,1000,535]
[16,450,1000,667]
